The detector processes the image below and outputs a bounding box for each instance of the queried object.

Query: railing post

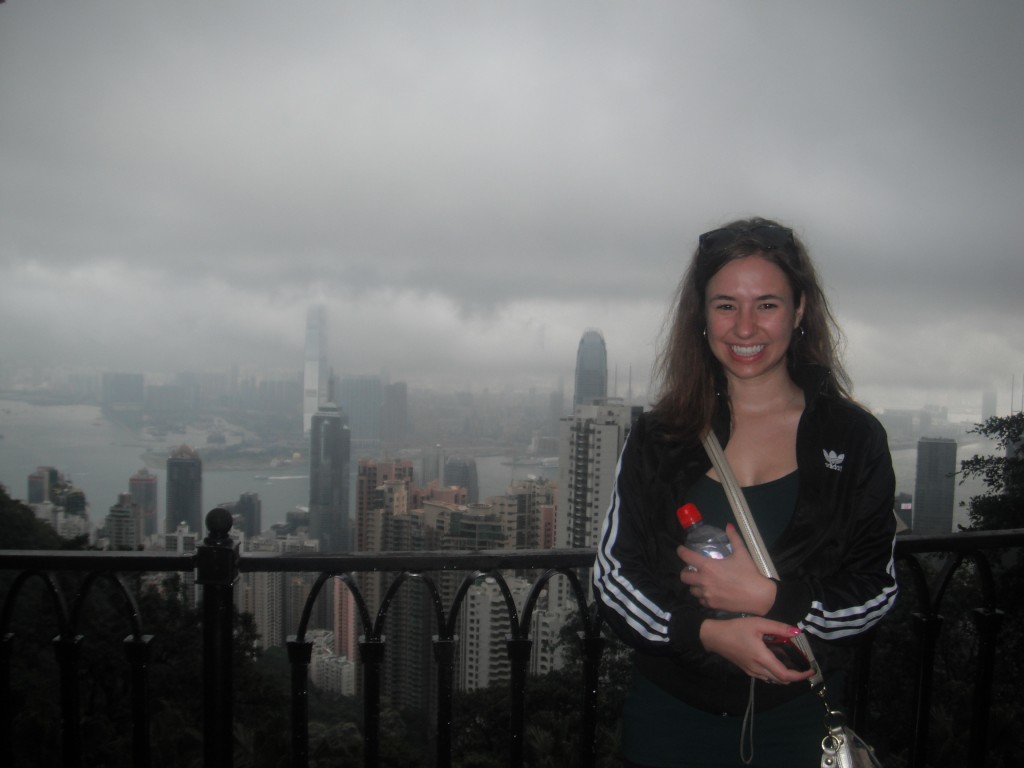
[506,636,533,768]
[359,637,386,768]
[968,607,1004,768]
[287,638,313,768]
[197,508,239,768]
[123,634,154,768]
[53,633,84,768]
[432,636,457,768]
[909,611,943,768]
[578,630,604,768]
[850,635,875,731]
[1,633,12,767]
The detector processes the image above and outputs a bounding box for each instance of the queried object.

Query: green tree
[959,412,1024,531]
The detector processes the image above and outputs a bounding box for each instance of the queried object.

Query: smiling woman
[592,217,898,768]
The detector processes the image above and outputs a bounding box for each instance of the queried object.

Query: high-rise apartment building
[459,577,559,690]
[233,491,262,539]
[129,468,159,538]
[355,458,416,552]
[309,402,351,552]
[554,401,641,624]
[912,437,958,534]
[166,445,202,534]
[105,492,143,550]
[27,466,60,504]
[303,305,328,434]
[573,329,608,407]
[158,521,201,605]
[558,401,641,550]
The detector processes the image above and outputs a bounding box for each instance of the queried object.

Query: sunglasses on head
[698,224,794,255]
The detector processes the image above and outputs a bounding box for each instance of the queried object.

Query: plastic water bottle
[676,503,732,559]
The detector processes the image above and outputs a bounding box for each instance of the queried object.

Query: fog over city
[1,2,1022,415]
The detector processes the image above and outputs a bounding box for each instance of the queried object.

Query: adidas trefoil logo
[823,450,845,472]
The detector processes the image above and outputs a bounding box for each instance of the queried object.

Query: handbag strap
[701,431,825,688]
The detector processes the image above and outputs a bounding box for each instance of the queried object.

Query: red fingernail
[788,626,802,636]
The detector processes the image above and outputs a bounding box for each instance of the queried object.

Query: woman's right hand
[698,616,815,685]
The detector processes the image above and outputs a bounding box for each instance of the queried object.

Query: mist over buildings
[1,2,1022,416]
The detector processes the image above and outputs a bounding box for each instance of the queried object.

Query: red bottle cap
[676,503,703,529]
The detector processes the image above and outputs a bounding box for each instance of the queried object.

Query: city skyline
[1,3,1022,418]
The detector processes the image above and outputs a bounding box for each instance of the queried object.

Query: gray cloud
[1,1,1022,412]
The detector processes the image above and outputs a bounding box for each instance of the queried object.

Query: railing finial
[204,507,233,545]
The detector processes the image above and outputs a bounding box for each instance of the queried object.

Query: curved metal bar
[519,568,561,636]
[443,570,486,639]
[293,571,333,642]
[0,570,71,639]
[334,572,375,639]
[400,572,449,639]
[932,550,998,612]
[896,553,935,615]
[372,571,412,639]
[931,552,967,612]
[474,570,524,639]
[70,570,145,640]
[519,567,593,636]
[965,551,997,609]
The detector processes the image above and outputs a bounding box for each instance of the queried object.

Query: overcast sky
[1,2,1022,415]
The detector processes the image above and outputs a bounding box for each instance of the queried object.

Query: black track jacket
[593,367,898,714]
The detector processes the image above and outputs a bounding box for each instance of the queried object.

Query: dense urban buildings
[11,299,1005,716]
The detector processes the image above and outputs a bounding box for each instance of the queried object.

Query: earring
[702,328,707,339]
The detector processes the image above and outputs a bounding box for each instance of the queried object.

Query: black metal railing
[2,511,1023,768]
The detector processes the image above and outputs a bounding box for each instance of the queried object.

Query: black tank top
[684,470,799,551]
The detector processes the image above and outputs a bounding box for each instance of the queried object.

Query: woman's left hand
[678,524,777,616]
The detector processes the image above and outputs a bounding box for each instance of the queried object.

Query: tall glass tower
[309,402,351,552]
[166,445,202,534]
[573,329,608,407]
[303,305,328,433]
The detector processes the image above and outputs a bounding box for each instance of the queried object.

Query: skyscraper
[573,329,608,407]
[234,491,262,539]
[303,305,328,434]
[912,437,958,534]
[129,468,158,538]
[105,492,143,550]
[557,401,641,550]
[27,466,59,504]
[444,456,479,504]
[166,445,203,534]
[309,402,351,552]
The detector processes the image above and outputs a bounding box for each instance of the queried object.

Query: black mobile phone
[763,634,811,672]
